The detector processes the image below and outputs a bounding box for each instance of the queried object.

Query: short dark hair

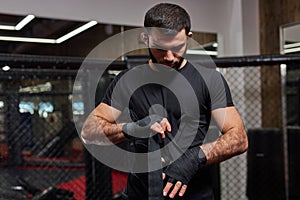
[144,3,191,35]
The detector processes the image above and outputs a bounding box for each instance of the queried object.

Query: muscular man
[81,3,248,200]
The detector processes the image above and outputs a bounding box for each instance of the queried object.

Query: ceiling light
[2,65,10,71]
[0,20,97,44]
[56,20,97,43]
[0,36,56,43]
[0,25,15,30]
[15,15,35,30]
[0,14,35,31]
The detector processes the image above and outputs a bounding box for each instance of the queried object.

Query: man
[81,3,248,200]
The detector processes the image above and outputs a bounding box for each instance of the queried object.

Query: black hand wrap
[164,147,207,185]
[122,114,163,138]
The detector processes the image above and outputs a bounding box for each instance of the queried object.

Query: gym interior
[0,0,300,199]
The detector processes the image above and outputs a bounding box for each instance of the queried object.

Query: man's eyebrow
[172,43,185,49]
[151,42,185,50]
[151,42,165,49]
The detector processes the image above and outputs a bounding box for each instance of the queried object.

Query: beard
[148,48,158,63]
[148,48,185,70]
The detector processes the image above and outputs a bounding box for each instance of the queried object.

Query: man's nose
[164,50,175,61]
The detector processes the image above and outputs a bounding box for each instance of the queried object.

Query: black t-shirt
[102,61,233,199]
[103,61,233,146]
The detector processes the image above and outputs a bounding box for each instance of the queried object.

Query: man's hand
[162,172,187,198]
[163,147,207,198]
[122,114,171,139]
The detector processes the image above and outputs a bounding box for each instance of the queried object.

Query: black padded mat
[0,167,84,200]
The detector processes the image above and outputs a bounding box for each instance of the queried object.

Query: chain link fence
[0,54,299,200]
[0,68,86,200]
[221,66,282,200]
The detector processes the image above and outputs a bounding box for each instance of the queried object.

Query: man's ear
[140,32,149,45]
[187,31,193,38]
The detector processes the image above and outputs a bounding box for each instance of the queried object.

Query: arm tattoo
[201,127,248,165]
[82,112,125,144]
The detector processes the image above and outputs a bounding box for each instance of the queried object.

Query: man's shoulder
[184,61,222,79]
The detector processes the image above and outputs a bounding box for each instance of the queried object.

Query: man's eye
[172,47,182,52]
[152,48,165,52]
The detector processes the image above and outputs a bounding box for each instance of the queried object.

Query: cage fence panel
[220,66,269,200]
[0,56,128,200]
[220,67,249,200]
[0,53,300,200]
[0,69,87,200]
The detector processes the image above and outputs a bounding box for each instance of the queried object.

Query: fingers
[151,122,165,138]
[150,117,171,138]
[163,180,187,198]
[163,182,173,197]
[160,118,171,132]
[169,181,182,198]
[178,184,187,197]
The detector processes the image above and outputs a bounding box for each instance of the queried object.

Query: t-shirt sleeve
[220,74,234,107]
[206,70,234,110]
[101,70,128,111]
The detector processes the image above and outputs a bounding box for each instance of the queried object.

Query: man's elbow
[230,127,248,155]
[80,123,98,144]
[81,126,114,145]
[239,129,248,154]
[80,129,92,144]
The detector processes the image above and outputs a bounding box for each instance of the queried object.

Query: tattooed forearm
[81,111,125,144]
[201,127,248,165]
